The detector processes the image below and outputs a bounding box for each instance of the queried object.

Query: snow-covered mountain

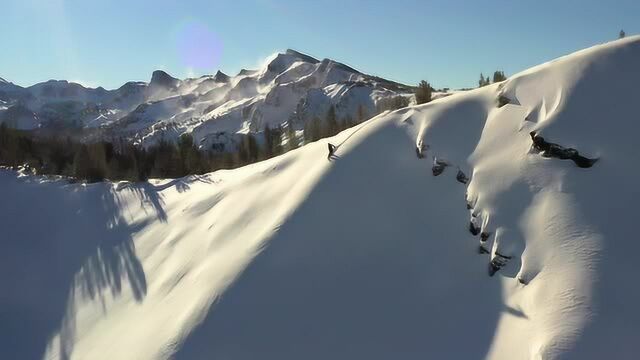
[2,36,639,360]
[0,50,415,150]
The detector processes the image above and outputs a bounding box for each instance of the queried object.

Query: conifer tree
[326,105,338,137]
[415,80,432,104]
[286,122,299,150]
[479,73,487,87]
[492,70,507,83]
[357,104,367,123]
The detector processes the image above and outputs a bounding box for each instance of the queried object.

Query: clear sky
[1,0,638,90]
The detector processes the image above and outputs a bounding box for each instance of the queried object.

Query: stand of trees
[0,102,379,183]
[377,96,410,112]
[0,123,246,182]
[479,71,507,87]
[302,104,367,145]
[415,80,433,105]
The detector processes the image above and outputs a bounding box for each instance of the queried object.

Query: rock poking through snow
[432,157,448,176]
[488,252,512,277]
[456,169,469,184]
[530,131,598,168]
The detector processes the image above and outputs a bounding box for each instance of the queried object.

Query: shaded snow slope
[1,36,639,360]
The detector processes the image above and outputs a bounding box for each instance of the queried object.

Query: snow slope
[1,36,639,360]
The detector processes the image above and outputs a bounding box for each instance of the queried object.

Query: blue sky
[1,0,638,89]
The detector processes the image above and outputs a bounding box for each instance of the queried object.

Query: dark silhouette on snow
[465,193,476,210]
[529,131,598,168]
[327,143,338,161]
[488,252,512,277]
[469,221,481,236]
[432,158,448,176]
[416,142,426,159]
[478,232,491,254]
[497,95,511,108]
[456,169,469,184]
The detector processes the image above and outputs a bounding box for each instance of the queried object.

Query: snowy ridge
[0,50,414,148]
[1,36,639,360]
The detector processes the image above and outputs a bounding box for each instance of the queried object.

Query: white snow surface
[1,37,639,359]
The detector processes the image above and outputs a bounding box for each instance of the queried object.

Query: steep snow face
[2,37,639,360]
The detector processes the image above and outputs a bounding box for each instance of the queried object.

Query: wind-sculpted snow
[1,37,639,359]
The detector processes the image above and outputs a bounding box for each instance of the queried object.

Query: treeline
[0,107,359,183]
[478,71,507,87]
[303,104,369,142]
[0,101,408,183]
[0,122,308,182]
[0,123,227,182]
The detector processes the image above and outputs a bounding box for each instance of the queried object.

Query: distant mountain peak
[284,49,319,64]
[319,58,361,75]
[238,69,257,76]
[213,70,230,83]
[150,70,179,88]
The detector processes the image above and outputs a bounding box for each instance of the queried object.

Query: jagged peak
[264,50,320,75]
[238,69,258,76]
[319,58,362,75]
[150,70,179,88]
[284,49,320,64]
[120,81,147,88]
[213,70,230,83]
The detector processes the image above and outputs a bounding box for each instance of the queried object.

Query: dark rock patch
[432,158,448,176]
[456,169,469,184]
[530,131,598,168]
[488,252,512,277]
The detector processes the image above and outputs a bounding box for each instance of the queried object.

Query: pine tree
[73,144,92,181]
[152,139,181,178]
[492,70,507,83]
[415,80,432,105]
[263,124,274,158]
[178,134,202,174]
[357,104,368,123]
[86,143,108,182]
[272,125,283,156]
[326,105,338,137]
[619,29,626,39]
[286,122,299,150]
[303,117,323,143]
[263,124,284,158]
[341,115,353,131]
[242,133,259,163]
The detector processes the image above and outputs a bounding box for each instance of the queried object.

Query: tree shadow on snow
[117,175,216,223]
[0,172,151,360]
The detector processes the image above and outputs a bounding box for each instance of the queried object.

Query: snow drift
[1,36,639,360]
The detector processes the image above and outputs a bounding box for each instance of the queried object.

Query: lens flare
[176,22,223,71]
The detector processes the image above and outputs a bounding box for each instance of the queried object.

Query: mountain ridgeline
[0,50,416,148]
